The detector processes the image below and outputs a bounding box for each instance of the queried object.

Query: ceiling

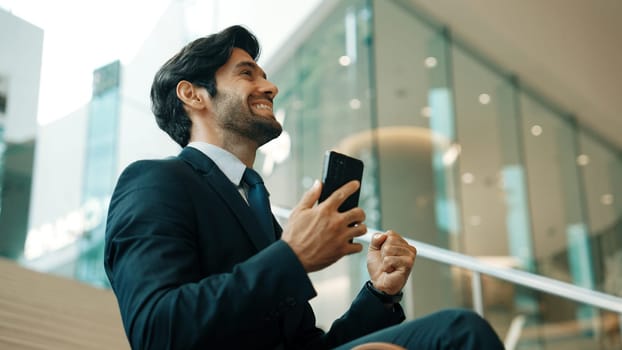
[409,0,622,152]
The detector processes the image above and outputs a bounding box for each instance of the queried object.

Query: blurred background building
[0,8,43,262]
[1,0,621,349]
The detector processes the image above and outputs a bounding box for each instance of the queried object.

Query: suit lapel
[178,147,274,251]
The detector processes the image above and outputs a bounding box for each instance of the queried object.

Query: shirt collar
[187,142,246,186]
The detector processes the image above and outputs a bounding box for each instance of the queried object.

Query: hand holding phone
[318,151,364,212]
[280,150,367,271]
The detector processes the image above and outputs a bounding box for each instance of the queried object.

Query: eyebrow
[234,61,267,79]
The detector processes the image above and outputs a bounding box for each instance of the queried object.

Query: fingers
[342,207,366,227]
[320,180,360,211]
[366,230,417,295]
[381,231,416,251]
[381,237,417,255]
[370,232,388,251]
[346,222,368,240]
[374,230,417,265]
[284,179,367,273]
[378,254,415,273]
[344,242,364,255]
[295,179,361,213]
[296,179,322,210]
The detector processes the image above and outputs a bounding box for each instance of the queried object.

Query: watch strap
[365,280,403,304]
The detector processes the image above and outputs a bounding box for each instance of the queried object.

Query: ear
[176,80,209,111]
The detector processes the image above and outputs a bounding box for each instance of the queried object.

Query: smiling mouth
[250,101,275,118]
[253,103,273,111]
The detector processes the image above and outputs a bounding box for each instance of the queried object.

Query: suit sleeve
[291,285,406,349]
[104,161,316,349]
[324,286,406,346]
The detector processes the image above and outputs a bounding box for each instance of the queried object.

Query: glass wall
[372,0,460,316]
[266,0,378,327]
[578,131,622,297]
[268,0,622,347]
[75,61,121,287]
[452,41,540,330]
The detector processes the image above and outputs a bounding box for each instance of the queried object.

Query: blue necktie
[243,168,275,242]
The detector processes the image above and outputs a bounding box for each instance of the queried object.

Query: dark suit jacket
[104,147,404,349]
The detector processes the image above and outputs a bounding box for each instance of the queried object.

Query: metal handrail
[272,206,622,315]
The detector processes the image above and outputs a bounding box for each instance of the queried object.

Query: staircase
[0,258,128,349]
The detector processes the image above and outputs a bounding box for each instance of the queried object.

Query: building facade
[0,8,43,260]
[262,0,622,347]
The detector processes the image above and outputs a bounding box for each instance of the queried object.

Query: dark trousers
[334,309,505,350]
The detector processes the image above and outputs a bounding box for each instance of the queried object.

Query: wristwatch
[365,281,403,304]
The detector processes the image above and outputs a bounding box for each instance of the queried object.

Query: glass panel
[267,0,377,328]
[578,131,622,299]
[521,93,598,327]
[452,46,535,267]
[373,0,459,317]
[467,271,622,350]
[375,0,460,243]
[452,45,539,318]
[75,62,121,287]
[259,49,300,209]
[268,0,376,211]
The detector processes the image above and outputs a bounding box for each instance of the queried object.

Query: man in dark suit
[104,25,504,349]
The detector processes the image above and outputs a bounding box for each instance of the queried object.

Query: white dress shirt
[187,141,250,202]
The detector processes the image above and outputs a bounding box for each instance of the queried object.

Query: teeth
[254,103,272,111]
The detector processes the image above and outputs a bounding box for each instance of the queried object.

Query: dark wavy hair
[150,25,261,147]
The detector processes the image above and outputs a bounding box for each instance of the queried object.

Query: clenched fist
[367,231,417,295]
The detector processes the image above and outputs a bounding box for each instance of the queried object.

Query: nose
[259,78,279,98]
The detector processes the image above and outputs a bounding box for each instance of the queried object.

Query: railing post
[471,271,484,317]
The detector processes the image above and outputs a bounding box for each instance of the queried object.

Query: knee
[439,308,491,330]
[391,309,503,349]
[351,343,406,350]
[442,308,485,322]
[438,309,503,347]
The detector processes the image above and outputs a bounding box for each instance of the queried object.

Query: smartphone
[318,151,364,212]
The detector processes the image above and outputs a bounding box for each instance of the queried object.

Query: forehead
[226,47,254,65]
[217,48,265,75]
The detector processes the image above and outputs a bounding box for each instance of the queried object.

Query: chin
[251,120,282,146]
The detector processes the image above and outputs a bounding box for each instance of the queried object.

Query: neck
[221,136,257,168]
[189,126,257,168]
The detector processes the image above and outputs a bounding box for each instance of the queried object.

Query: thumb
[296,179,322,209]
[369,232,388,251]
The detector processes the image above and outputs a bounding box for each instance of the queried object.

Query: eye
[240,70,252,76]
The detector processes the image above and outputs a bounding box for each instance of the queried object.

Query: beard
[212,89,282,147]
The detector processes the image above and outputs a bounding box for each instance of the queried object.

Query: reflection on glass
[530,125,543,136]
[577,153,590,166]
[478,93,491,105]
[600,194,614,206]
[339,55,351,66]
[424,56,438,68]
